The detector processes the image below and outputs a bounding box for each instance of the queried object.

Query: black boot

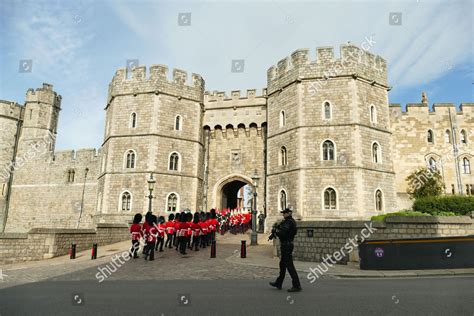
[269,282,282,290]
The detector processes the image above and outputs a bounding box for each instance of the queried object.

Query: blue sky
[0,0,472,150]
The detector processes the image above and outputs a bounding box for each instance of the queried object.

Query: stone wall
[0,223,129,264]
[274,216,474,263]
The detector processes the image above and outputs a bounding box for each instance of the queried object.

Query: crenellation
[231,90,241,100]
[316,46,335,63]
[277,57,291,78]
[173,68,188,85]
[25,83,61,105]
[291,49,310,68]
[131,66,146,80]
[52,148,100,163]
[149,64,168,80]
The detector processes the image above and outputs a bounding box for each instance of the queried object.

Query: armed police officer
[269,208,302,292]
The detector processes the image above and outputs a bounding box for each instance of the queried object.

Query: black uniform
[274,215,301,289]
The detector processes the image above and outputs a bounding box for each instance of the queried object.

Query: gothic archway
[213,174,253,210]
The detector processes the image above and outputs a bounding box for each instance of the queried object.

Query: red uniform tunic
[180,222,190,237]
[130,223,142,241]
[199,221,208,235]
[145,224,158,243]
[165,221,175,234]
[210,218,218,232]
[191,222,201,236]
[157,223,166,238]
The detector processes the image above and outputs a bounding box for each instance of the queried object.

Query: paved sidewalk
[227,240,474,279]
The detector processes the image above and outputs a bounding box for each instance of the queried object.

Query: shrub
[406,167,444,199]
[412,195,474,216]
[371,210,430,222]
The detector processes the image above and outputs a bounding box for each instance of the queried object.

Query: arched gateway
[213,174,253,210]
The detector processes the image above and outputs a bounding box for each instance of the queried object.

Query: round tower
[97,65,205,222]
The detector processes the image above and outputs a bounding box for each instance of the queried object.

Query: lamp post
[251,170,260,246]
[147,173,156,213]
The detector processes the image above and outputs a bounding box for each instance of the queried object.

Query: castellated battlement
[267,44,387,94]
[51,148,101,164]
[204,89,267,103]
[108,65,205,104]
[25,83,62,107]
[0,100,22,119]
[389,102,474,120]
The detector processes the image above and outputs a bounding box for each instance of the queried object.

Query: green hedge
[412,195,474,215]
[371,210,432,221]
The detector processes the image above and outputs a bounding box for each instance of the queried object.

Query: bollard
[70,243,76,259]
[241,240,247,258]
[210,240,216,258]
[91,243,98,260]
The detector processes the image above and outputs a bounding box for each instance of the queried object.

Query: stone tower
[266,44,397,223]
[17,83,61,155]
[96,65,205,222]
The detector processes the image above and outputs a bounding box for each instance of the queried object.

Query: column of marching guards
[129,209,253,260]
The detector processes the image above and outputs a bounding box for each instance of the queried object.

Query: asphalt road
[0,276,473,316]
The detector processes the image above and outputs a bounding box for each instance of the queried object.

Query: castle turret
[18,83,61,156]
[266,44,396,221]
[97,65,205,221]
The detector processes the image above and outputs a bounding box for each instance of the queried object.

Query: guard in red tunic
[130,213,143,259]
[199,212,209,248]
[165,213,175,248]
[144,215,158,261]
[191,212,202,251]
[178,212,190,255]
[155,216,166,252]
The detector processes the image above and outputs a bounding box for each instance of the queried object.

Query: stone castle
[0,44,472,233]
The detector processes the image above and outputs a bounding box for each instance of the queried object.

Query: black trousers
[179,236,187,254]
[275,242,301,288]
[130,240,140,258]
[144,241,156,260]
[191,235,200,250]
[165,233,173,248]
[155,237,164,251]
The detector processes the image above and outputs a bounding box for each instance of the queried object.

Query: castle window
[166,193,179,212]
[67,169,75,183]
[451,184,455,194]
[372,142,381,163]
[280,146,288,166]
[375,190,383,211]
[323,101,332,120]
[175,115,182,131]
[460,130,467,144]
[121,191,132,212]
[444,130,451,143]
[466,185,471,195]
[169,152,180,171]
[370,105,377,123]
[462,158,471,174]
[323,187,337,210]
[280,110,286,127]
[427,130,434,143]
[428,157,437,171]
[125,150,136,169]
[130,112,137,128]
[322,140,335,161]
[279,190,287,211]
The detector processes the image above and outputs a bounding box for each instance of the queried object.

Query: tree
[406,167,445,199]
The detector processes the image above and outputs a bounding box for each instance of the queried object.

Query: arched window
[427,130,434,143]
[121,191,132,212]
[444,130,451,143]
[370,105,376,123]
[460,130,467,144]
[175,115,182,131]
[279,190,287,211]
[322,140,335,161]
[130,112,137,128]
[372,142,381,163]
[463,158,471,174]
[323,187,337,210]
[428,157,437,171]
[280,146,288,166]
[67,169,75,183]
[125,150,136,169]
[280,110,286,127]
[169,152,180,171]
[166,193,178,212]
[323,101,332,120]
[375,190,383,211]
